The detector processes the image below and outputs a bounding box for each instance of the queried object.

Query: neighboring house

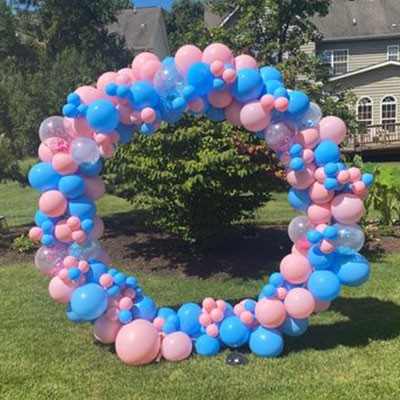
[108,7,170,59]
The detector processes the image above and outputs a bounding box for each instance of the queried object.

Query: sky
[134,0,180,11]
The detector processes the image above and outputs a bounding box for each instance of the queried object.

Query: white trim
[356,96,374,125]
[329,60,400,81]
[322,48,349,76]
[380,95,397,125]
[387,45,399,61]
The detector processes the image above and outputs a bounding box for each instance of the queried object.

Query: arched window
[357,97,373,126]
[381,96,397,128]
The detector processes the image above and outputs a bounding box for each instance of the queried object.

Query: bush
[105,117,282,245]
[12,234,36,254]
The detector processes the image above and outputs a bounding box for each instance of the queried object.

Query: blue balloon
[281,317,308,337]
[177,302,202,337]
[130,81,159,110]
[232,68,263,103]
[270,272,285,287]
[314,140,340,166]
[70,283,108,321]
[58,175,85,198]
[117,123,136,144]
[249,327,284,357]
[288,188,311,211]
[219,316,250,348]
[195,334,221,356]
[69,240,101,261]
[265,79,284,95]
[331,253,370,286]
[157,307,177,321]
[78,158,103,177]
[132,296,157,321]
[66,305,86,324]
[308,270,341,302]
[205,105,226,122]
[260,66,282,82]
[307,245,335,270]
[35,210,60,226]
[28,162,60,192]
[86,262,108,284]
[86,99,119,133]
[68,195,96,219]
[287,91,310,118]
[187,62,213,96]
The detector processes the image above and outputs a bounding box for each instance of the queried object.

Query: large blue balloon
[86,99,119,133]
[249,327,284,357]
[307,245,335,270]
[314,140,340,166]
[232,68,263,103]
[177,302,202,337]
[130,81,159,110]
[281,317,308,337]
[219,316,250,347]
[68,195,97,219]
[58,175,85,199]
[308,270,341,302]
[132,296,157,321]
[195,334,221,356]
[187,62,213,97]
[331,253,370,286]
[288,188,311,211]
[70,283,108,321]
[260,67,282,82]
[28,162,60,192]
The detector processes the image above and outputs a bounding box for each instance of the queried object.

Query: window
[357,97,373,126]
[387,45,399,61]
[381,96,397,130]
[322,49,349,75]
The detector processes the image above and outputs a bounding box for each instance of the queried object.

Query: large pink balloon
[284,288,315,319]
[97,72,118,93]
[39,190,68,218]
[75,86,101,105]
[48,277,73,304]
[319,116,347,145]
[240,101,271,132]
[175,45,203,73]
[309,181,334,204]
[131,52,160,76]
[331,193,365,224]
[208,88,233,108]
[287,166,315,190]
[115,319,161,365]
[93,315,122,344]
[225,100,243,126]
[255,298,286,328]
[280,254,312,284]
[140,60,162,82]
[202,43,234,66]
[294,128,320,149]
[161,331,193,362]
[307,203,332,225]
[52,153,78,175]
[235,54,258,71]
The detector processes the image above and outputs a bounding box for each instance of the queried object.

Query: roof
[108,8,169,57]
[329,60,400,81]
[313,0,400,41]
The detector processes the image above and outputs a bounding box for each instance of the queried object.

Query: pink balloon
[314,299,331,313]
[175,45,203,73]
[291,243,308,257]
[307,203,332,225]
[255,298,286,328]
[225,100,243,126]
[29,226,43,241]
[240,101,271,132]
[131,52,160,76]
[287,166,316,190]
[280,254,312,284]
[117,103,135,125]
[75,86,101,105]
[54,220,73,243]
[94,315,122,344]
[208,88,233,108]
[140,60,162,82]
[39,190,67,217]
[97,72,118,93]
[235,54,258,71]
[319,116,347,145]
[52,153,78,175]
[309,181,334,204]
[331,193,365,224]
[83,176,105,201]
[38,143,54,162]
[284,288,315,319]
[161,332,193,362]
[202,43,234,66]
[294,128,320,149]
[115,319,161,365]
[118,68,138,82]
[48,276,73,304]
[67,116,94,138]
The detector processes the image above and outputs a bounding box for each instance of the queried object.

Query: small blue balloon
[331,253,370,286]
[177,302,202,337]
[308,270,341,302]
[78,158,103,177]
[86,262,108,284]
[314,140,340,166]
[68,195,96,220]
[86,99,119,133]
[28,162,61,192]
[219,316,250,348]
[287,91,309,118]
[70,283,108,321]
[281,317,308,337]
[232,68,263,103]
[132,296,157,321]
[187,62,213,96]
[249,327,284,357]
[58,175,85,199]
[265,79,284,96]
[261,284,277,298]
[288,188,311,211]
[270,272,285,287]
[307,245,335,270]
[195,334,221,356]
[119,310,133,324]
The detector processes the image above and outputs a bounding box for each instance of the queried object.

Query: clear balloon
[71,138,100,165]
[296,102,322,128]
[39,116,72,142]
[69,240,101,260]
[264,121,296,152]
[334,223,365,252]
[288,216,313,245]
[35,244,68,275]
[153,62,185,102]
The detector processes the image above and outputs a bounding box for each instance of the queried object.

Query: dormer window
[322,49,349,76]
[387,45,399,61]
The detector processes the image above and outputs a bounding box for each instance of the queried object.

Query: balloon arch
[28,43,373,365]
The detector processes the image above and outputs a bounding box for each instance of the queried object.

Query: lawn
[1,253,400,400]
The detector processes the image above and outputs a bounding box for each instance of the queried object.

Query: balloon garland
[28,43,374,365]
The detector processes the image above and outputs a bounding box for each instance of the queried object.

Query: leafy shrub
[12,234,36,254]
[105,117,282,245]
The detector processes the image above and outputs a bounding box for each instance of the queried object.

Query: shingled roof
[313,0,400,41]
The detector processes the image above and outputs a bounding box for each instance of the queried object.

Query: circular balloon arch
[28,43,374,365]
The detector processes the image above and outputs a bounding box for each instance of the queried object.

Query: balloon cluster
[29,43,373,365]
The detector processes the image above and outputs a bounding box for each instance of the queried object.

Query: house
[108,7,170,59]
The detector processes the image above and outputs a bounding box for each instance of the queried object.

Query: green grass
[1,254,400,399]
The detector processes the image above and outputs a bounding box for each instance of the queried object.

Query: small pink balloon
[308,203,332,225]
[309,181,334,204]
[29,227,43,241]
[319,116,347,145]
[189,98,205,113]
[119,297,133,310]
[140,60,162,82]
[93,314,122,344]
[302,148,314,164]
[48,276,73,304]
[284,288,315,319]
[331,193,365,224]
[287,166,316,190]
[235,54,258,70]
[277,287,288,300]
[203,43,234,66]
[208,88,233,108]
[38,143,54,162]
[320,239,335,254]
[117,104,135,125]
[348,167,362,183]
[52,153,78,175]
[275,97,289,112]
[202,297,216,312]
[260,94,275,111]
[39,190,67,218]
[63,255,77,269]
[337,170,350,185]
[67,216,81,230]
[206,323,219,338]
[55,220,73,243]
[153,317,165,330]
[314,299,331,313]
[234,303,245,316]
[141,107,156,124]
[175,45,203,73]
[216,299,226,311]
[225,100,243,126]
[240,101,271,132]
[75,86,101,105]
[240,310,254,325]
[162,331,192,362]
[199,313,212,327]
[210,60,224,76]
[131,52,160,76]
[210,308,224,323]
[255,298,286,328]
[100,273,114,288]
[280,254,312,284]
[222,68,236,84]
[83,176,105,201]
[314,167,326,183]
[72,230,86,243]
[78,260,89,273]
[295,128,320,149]
[352,181,367,196]
[115,319,161,365]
